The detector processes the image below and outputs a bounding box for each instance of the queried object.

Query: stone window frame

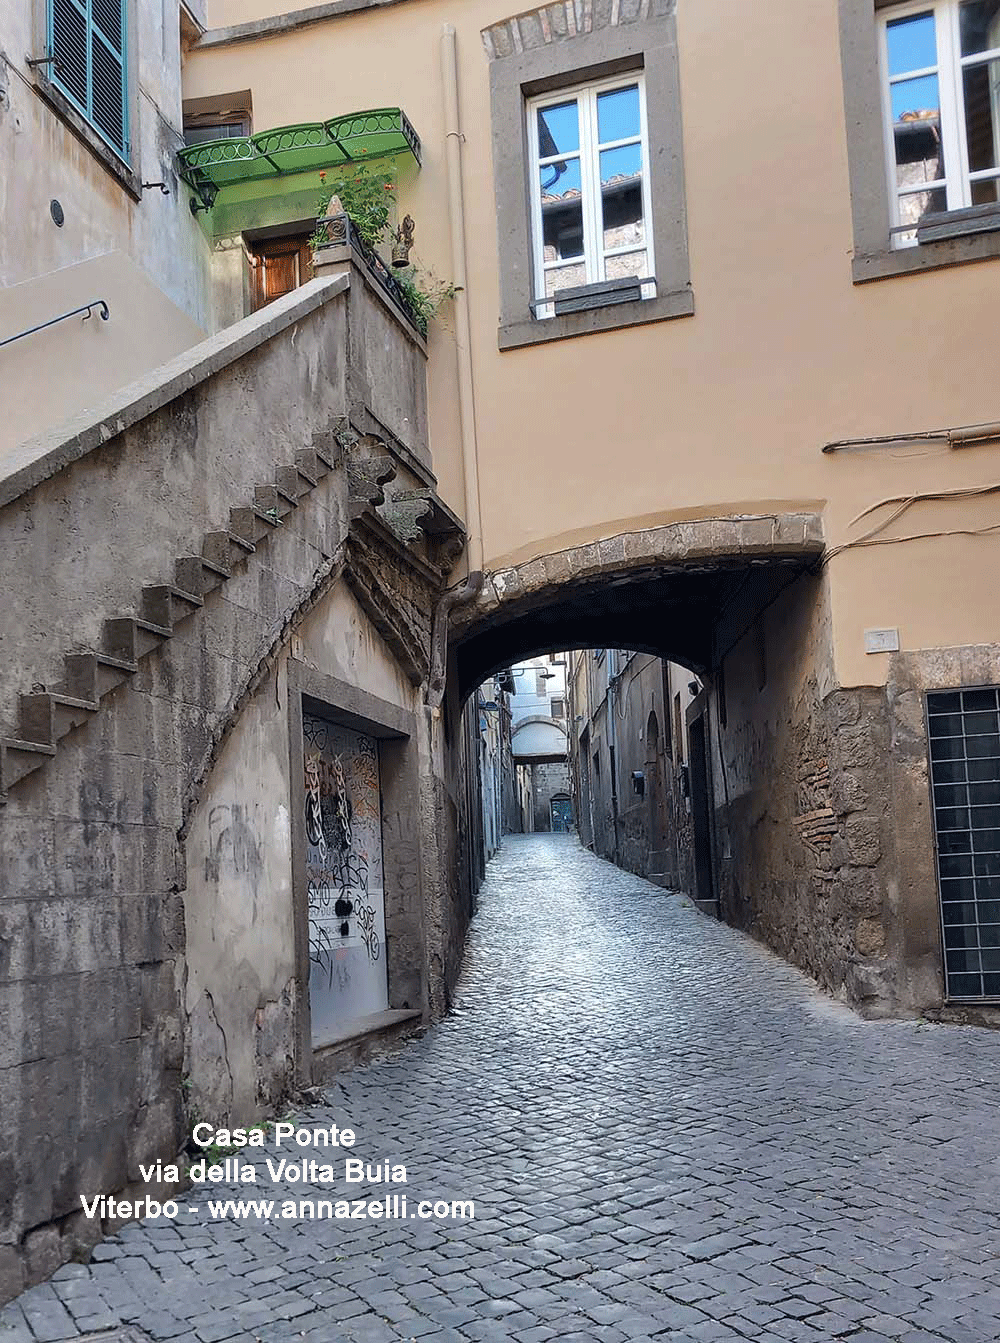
[29,0,142,198]
[840,0,1000,282]
[485,2,694,350]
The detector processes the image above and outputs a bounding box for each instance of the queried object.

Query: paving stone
[8,838,1000,1343]
[18,1293,79,1342]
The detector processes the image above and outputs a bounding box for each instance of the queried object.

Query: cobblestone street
[5,834,1000,1343]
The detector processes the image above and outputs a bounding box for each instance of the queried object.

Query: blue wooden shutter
[49,0,128,160]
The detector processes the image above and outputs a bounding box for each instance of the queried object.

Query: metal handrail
[0,300,110,350]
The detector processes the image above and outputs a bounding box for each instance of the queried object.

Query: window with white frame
[881,0,1000,244]
[527,75,653,305]
[48,0,129,160]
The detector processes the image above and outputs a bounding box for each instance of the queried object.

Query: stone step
[287,456,318,489]
[312,430,342,470]
[254,484,296,519]
[64,651,138,702]
[175,555,228,599]
[19,692,99,746]
[203,530,254,574]
[0,736,57,793]
[272,470,303,506]
[141,583,203,630]
[296,448,325,481]
[103,615,172,663]
[229,506,279,547]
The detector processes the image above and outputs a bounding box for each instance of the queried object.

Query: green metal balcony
[176,108,421,234]
[178,108,419,193]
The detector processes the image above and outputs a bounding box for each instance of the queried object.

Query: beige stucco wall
[0,251,205,455]
[1,0,212,448]
[184,0,1000,690]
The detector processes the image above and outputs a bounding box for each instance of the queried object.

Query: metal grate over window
[48,0,128,161]
[928,686,1000,1000]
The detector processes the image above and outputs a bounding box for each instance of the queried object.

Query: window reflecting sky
[887,12,937,75]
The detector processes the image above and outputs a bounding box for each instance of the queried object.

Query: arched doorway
[549,792,573,832]
[442,519,905,1016]
[645,710,669,881]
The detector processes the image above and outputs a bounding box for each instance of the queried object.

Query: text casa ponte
[180,1122,407,1185]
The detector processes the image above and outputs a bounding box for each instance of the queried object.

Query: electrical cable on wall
[821,481,1000,569]
[613,653,658,720]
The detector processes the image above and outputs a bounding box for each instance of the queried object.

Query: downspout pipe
[426,23,486,710]
[441,23,484,576]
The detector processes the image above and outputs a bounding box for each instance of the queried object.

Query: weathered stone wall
[614,659,693,891]
[0,269,462,1303]
[530,761,570,831]
[572,655,694,892]
[710,570,899,1015]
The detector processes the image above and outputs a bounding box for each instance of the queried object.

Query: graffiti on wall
[302,714,388,1033]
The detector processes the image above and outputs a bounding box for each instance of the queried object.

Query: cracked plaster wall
[182,659,296,1126]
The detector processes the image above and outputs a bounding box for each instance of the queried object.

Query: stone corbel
[385,488,466,572]
[379,489,436,546]
[336,421,398,518]
[346,454,397,518]
[431,532,466,574]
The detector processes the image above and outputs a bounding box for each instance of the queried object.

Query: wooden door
[249,236,313,311]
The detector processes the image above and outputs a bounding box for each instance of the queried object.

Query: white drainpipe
[441,23,484,576]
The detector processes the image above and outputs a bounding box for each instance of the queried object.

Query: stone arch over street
[444,509,931,1024]
[450,512,825,701]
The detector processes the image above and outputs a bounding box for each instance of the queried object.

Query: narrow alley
[5,835,1000,1343]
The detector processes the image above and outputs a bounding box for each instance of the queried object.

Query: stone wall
[530,761,571,831]
[710,570,899,1015]
[0,266,464,1302]
[571,654,694,893]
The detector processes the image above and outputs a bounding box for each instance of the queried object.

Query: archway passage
[454,545,817,703]
[449,514,913,1021]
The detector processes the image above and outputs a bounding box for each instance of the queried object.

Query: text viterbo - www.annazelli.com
[81,1194,474,1222]
[77,1123,475,1223]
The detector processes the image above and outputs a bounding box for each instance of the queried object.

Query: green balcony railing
[177,108,421,209]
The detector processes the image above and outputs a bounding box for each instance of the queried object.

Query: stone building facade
[8,0,1000,1305]
[567,649,696,894]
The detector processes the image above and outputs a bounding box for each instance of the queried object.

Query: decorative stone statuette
[392,215,415,268]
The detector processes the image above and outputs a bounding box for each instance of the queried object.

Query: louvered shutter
[49,0,128,160]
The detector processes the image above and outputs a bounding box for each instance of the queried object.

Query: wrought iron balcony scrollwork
[314,213,427,339]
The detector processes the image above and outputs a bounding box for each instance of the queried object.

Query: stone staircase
[0,430,352,802]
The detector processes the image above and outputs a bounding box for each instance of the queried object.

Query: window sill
[851,225,1000,284]
[499,284,694,351]
[34,74,140,201]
